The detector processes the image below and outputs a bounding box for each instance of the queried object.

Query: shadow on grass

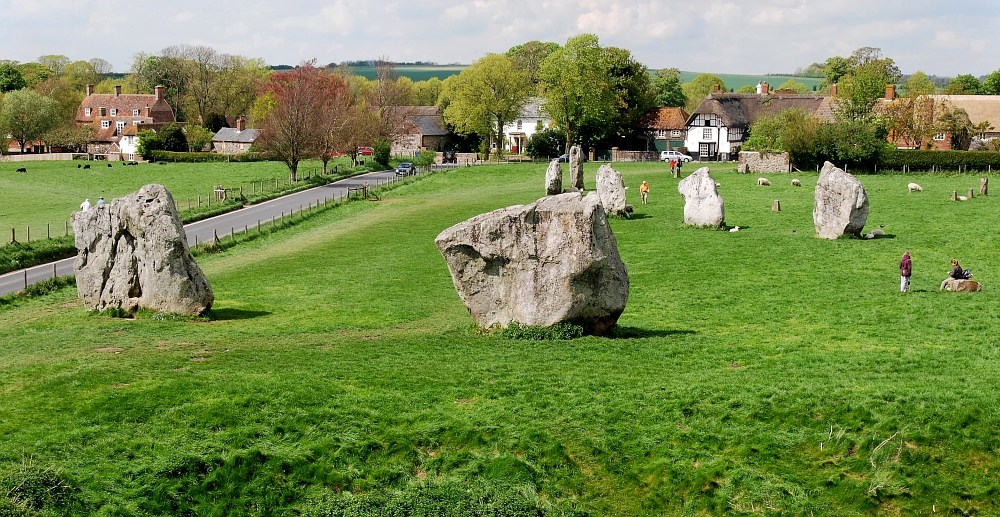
[208,308,272,320]
[627,213,653,220]
[608,326,696,339]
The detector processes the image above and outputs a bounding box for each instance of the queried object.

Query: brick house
[879,85,1000,150]
[640,107,690,152]
[392,106,450,155]
[212,116,260,154]
[76,84,175,160]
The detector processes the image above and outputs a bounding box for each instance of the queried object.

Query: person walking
[899,251,912,292]
[669,159,676,177]
[80,198,91,211]
[675,159,683,178]
[639,181,650,204]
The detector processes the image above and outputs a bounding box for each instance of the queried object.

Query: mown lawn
[1,162,999,516]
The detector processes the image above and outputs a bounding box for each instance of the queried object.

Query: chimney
[832,83,838,97]
[761,82,769,95]
[145,105,151,117]
[85,84,94,96]
[885,83,896,100]
[114,85,121,97]
[154,85,164,101]
[236,116,246,132]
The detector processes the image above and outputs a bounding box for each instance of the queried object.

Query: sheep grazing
[107,163,113,168]
[83,164,91,169]
[908,182,923,192]
[791,178,801,187]
[757,178,771,186]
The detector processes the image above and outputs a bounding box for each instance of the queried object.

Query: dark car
[395,162,415,175]
[557,153,587,163]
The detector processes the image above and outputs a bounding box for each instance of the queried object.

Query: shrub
[526,128,565,159]
[878,149,1000,172]
[373,140,391,167]
[499,322,585,340]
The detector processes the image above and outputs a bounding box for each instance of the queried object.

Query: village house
[878,84,1000,150]
[393,106,450,155]
[640,106,690,153]
[502,98,552,154]
[76,84,175,160]
[212,116,260,154]
[684,83,835,161]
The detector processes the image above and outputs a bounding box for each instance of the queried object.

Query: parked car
[660,150,693,162]
[358,146,374,156]
[557,153,587,163]
[395,162,415,176]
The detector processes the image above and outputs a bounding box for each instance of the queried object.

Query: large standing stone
[435,192,628,335]
[72,184,214,315]
[570,145,584,189]
[545,159,563,195]
[813,161,869,239]
[677,167,725,227]
[595,164,628,216]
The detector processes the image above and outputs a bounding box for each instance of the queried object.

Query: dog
[15,167,26,173]
[83,164,91,169]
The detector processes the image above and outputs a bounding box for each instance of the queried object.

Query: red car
[358,146,374,156]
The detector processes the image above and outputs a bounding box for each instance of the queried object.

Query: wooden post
[47,223,50,239]
[53,263,57,278]
[10,228,14,243]
[969,188,975,199]
[26,226,29,243]
[952,190,958,201]
[24,270,27,290]
[981,178,988,196]
[772,199,781,212]
[65,220,68,236]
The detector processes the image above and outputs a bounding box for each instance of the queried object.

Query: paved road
[0,168,407,297]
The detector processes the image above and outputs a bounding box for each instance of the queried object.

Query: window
[516,120,522,130]
[656,129,666,138]
[115,121,126,135]
[133,120,142,126]
[670,130,681,138]
[101,120,110,129]
[110,108,117,116]
[703,128,712,139]
[933,133,946,141]
[132,109,140,116]
[84,107,91,116]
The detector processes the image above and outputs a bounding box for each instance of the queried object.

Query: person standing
[669,159,676,177]
[80,198,91,211]
[676,159,683,178]
[96,196,105,206]
[899,251,911,292]
[639,181,650,204]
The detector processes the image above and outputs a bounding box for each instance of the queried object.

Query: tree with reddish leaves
[255,61,347,182]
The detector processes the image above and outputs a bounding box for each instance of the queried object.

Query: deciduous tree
[944,74,983,95]
[442,53,532,155]
[902,71,936,97]
[0,64,25,92]
[651,68,686,107]
[983,69,1000,95]
[0,88,60,152]
[540,34,617,153]
[682,74,727,112]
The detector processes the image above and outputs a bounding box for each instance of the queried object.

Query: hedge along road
[0,168,406,298]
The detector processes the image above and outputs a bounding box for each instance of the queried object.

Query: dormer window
[101,120,110,129]
[110,108,117,116]
[133,109,140,116]
[115,121,126,135]
[85,107,92,116]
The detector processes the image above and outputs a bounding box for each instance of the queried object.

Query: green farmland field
[2,162,999,515]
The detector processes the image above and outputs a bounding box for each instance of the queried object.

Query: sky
[2,0,997,78]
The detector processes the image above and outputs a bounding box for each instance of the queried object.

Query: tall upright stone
[72,184,214,316]
[435,192,628,335]
[595,164,628,216]
[813,161,869,239]
[545,159,563,195]
[570,145,584,190]
[677,167,725,227]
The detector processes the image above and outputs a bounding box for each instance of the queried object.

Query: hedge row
[879,149,1000,172]
[149,151,267,163]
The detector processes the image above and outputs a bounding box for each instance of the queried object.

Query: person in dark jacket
[899,251,912,292]
[941,258,971,290]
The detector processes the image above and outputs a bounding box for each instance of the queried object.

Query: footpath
[0,168,403,297]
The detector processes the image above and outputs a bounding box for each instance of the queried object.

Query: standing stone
[677,167,725,227]
[72,184,214,316]
[435,192,628,335]
[595,164,628,216]
[545,159,563,195]
[813,161,869,239]
[570,145,584,190]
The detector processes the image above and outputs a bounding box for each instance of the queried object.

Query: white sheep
[729,226,741,232]
[757,178,771,186]
[864,228,886,239]
[958,195,968,201]
[908,182,923,192]
[791,179,801,187]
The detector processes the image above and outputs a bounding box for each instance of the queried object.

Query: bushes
[525,128,565,159]
[373,140,391,167]
[879,149,1000,172]
[148,150,267,163]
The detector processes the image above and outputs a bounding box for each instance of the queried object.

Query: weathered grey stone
[435,192,628,335]
[545,159,563,195]
[570,145,584,189]
[72,184,214,315]
[813,162,869,239]
[677,167,725,227]
[595,164,628,216]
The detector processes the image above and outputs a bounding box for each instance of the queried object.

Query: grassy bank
[1,163,998,515]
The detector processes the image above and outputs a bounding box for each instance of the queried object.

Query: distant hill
[677,72,825,92]
[349,65,467,82]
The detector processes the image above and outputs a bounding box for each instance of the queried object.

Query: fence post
[65,220,68,236]
[53,263,57,278]
[26,226,29,243]
[24,270,27,290]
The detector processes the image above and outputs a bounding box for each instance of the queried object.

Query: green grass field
[2,162,999,515]
[0,159,351,242]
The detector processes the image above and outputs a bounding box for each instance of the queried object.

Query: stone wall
[738,151,790,173]
[611,148,659,162]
